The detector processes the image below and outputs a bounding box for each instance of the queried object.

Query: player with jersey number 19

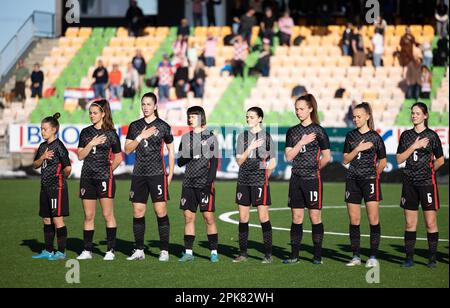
[125,92,175,262]
[396,102,445,269]
[76,99,123,261]
[283,94,331,265]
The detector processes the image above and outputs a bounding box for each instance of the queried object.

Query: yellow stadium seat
[65,27,79,37]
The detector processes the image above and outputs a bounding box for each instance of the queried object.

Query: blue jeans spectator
[193,83,205,98]
[406,84,420,99]
[373,54,382,67]
[158,85,170,101]
[93,83,106,98]
[109,85,122,99]
[31,84,43,98]
[423,56,433,68]
[342,44,351,56]
[204,57,215,67]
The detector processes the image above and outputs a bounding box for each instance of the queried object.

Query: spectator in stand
[174,57,190,99]
[372,28,384,67]
[405,57,422,100]
[374,15,387,36]
[220,59,233,76]
[232,35,249,78]
[260,7,276,44]
[30,63,44,99]
[187,41,199,69]
[250,40,272,76]
[157,54,174,102]
[92,60,109,98]
[14,59,29,102]
[351,26,366,67]
[291,84,307,99]
[192,0,204,27]
[132,49,146,93]
[278,11,294,46]
[177,18,190,38]
[231,0,246,35]
[399,27,419,74]
[109,64,122,100]
[204,33,218,67]
[342,23,353,56]
[249,0,263,22]
[435,0,449,38]
[344,100,357,128]
[125,0,144,37]
[434,35,449,66]
[206,0,221,26]
[172,35,188,67]
[419,65,432,99]
[237,8,257,45]
[123,62,139,98]
[421,42,433,68]
[192,60,207,98]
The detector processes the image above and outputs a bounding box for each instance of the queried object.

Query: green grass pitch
[0,179,448,288]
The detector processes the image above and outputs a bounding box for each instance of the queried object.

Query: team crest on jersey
[237,192,243,200]
[130,191,135,199]
[81,188,86,196]
[181,198,187,206]
[154,129,160,136]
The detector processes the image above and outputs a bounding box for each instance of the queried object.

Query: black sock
[312,223,324,261]
[261,221,272,256]
[290,223,303,259]
[427,232,439,261]
[56,226,67,253]
[184,235,195,251]
[83,230,94,252]
[44,224,55,253]
[238,222,249,256]
[404,231,417,260]
[106,227,117,251]
[157,215,170,251]
[207,233,218,251]
[370,224,381,258]
[133,217,145,250]
[349,224,361,257]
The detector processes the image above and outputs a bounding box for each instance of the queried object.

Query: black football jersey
[236,130,276,186]
[78,125,122,180]
[34,139,71,190]
[343,129,387,180]
[397,128,444,186]
[285,123,330,179]
[126,118,174,176]
[178,129,219,188]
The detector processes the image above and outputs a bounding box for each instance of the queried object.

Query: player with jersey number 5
[32,113,71,261]
[125,92,175,262]
[396,102,445,268]
[76,99,123,261]
[343,102,387,268]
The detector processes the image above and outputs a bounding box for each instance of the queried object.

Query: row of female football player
[32,92,444,268]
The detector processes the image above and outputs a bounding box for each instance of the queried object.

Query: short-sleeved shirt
[343,129,387,180]
[78,125,121,180]
[126,117,174,177]
[179,129,219,188]
[34,139,71,190]
[397,128,444,186]
[285,123,330,179]
[236,130,276,186]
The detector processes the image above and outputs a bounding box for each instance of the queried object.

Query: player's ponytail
[411,102,429,127]
[141,92,159,118]
[355,102,375,130]
[90,99,115,131]
[296,93,320,125]
[42,112,61,133]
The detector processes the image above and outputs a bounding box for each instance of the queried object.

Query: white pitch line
[218,205,449,242]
